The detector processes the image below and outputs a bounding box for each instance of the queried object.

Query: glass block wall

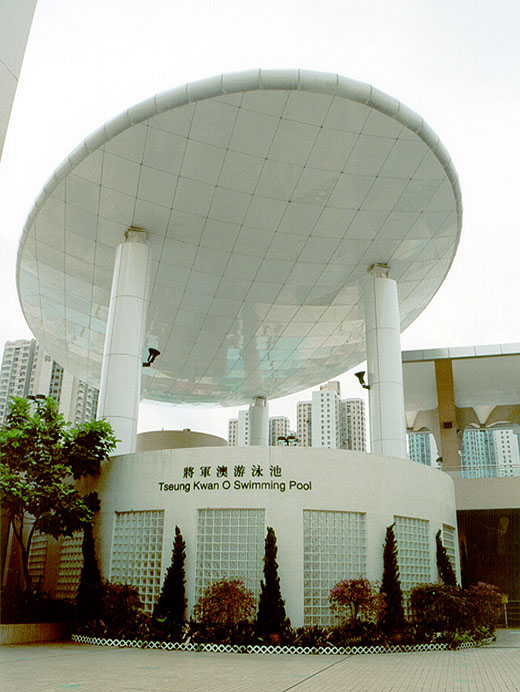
[56,532,83,601]
[110,510,164,613]
[28,532,48,590]
[394,516,430,595]
[442,524,457,572]
[303,510,367,626]
[195,508,265,605]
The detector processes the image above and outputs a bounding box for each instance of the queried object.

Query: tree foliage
[153,525,187,636]
[0,397,117,592]
[436,529,457,586]
[193,578,255,634]
[379,523,405,632]
[329,577,383,627]
[256,526,289,637]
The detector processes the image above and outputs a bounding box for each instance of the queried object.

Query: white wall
[86,447,458,626]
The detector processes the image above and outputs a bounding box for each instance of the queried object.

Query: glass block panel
[56,531,83,600]
[303,510,367,627]
[195,508,265,605]
[394,515,430,597]
[110,510,164,613]
[442,524,456,572]
[28,532,48,588]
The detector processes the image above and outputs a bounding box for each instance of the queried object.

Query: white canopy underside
[17,69,462,405]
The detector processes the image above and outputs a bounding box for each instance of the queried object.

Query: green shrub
[292,625,331,648]
[256,527,290,639]
[379,524,405,633]
[0,589,74,624]
[410,584,468,635]
[76,581,150,639]
[153,526,187,639]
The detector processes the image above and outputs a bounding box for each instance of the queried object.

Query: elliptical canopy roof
[17,69,462,405]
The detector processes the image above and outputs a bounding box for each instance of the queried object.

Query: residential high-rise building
[342,398,367,451]
[228,418,239,446]
[494,429,520,476]
[0,339,99,425]
[407,432,433,465]
[228,413,293,447]
[461,429,497,478]
[297,384,367,451]
[461,428,520,478]
[269,416,290,446]
[0,339,38,421]
[312,381,342,449]
[297,401,312,447]
[237,409,249,446]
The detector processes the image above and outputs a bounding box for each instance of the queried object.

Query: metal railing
[501,601,520,628]
[443,464,520,479]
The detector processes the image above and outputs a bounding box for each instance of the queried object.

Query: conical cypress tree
[436,529,457,586]
[76,522,104,624]
[256,527,288,638]
[379,523,405,632]
[153,526,187,636]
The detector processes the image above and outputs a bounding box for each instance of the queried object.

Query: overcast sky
[0,0,518,437]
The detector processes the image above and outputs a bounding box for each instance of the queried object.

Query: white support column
[249,396,269,446]
[363,263,407,458]
[98,229,150,455]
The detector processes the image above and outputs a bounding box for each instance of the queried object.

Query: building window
[394,516,430,597]
[57,532,83,601]
[195,508,264,606]
[303,510,367,627]
[110,510,164,613]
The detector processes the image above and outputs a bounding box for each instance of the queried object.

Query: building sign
[158,464,311,493]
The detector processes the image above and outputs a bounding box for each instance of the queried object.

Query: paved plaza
[1,630,519,692]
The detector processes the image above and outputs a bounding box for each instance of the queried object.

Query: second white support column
[249,396,269,446]
[363,263,407,459]
[98,229,150,455]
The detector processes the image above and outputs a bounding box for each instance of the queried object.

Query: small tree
[193,578,255,640]
[436,529,457,586]
[256,527,288,638]
[329,577,382,629]
[0,397,117,593]
[153,525,187,637]
[379,523,405,632]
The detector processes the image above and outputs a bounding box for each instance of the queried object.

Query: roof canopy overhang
[17,69,462,406]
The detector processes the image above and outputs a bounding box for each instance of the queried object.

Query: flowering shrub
[466,582,503,634]
[329,578,384,628]
[192,578,256,643]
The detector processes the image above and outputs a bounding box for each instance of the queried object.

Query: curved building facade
[86,447,459,625]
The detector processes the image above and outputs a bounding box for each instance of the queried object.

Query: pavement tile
[1,631,519,692]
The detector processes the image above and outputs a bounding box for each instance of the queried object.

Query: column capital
[125,226,148,243]
[367,262,390,279]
